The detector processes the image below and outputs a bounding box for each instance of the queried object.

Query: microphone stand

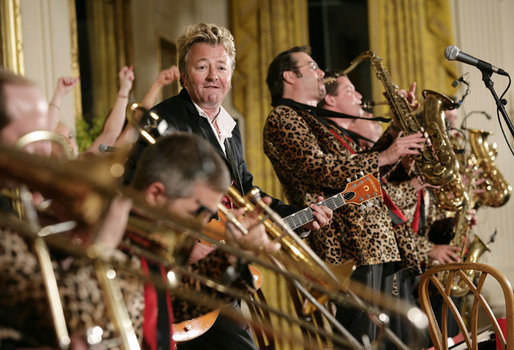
[481,70,514,139]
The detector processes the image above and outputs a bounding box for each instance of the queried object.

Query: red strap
[141,258,176,350]
[330,127,407,223]
[159,265,176,350]
[141,257,158,350]
[411,190,424,233]
[381,186,408,224]
[329,128,356,154]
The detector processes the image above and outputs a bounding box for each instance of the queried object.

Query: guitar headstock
[342,173,382,206]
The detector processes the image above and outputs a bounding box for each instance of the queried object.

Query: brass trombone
[122,103,430,348]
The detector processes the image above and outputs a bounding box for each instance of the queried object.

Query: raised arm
[48,76,79,128]
[115,65,179,149]
[87,66,134,155]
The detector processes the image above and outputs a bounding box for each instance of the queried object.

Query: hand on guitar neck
[300,195,333,232]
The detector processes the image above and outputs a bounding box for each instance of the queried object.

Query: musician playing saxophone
[263,47,426,348]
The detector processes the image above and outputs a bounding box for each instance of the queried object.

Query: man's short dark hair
[266,46,310,104]
[0,69,33,130]
[317,71,347,108]
[132,132,230,199]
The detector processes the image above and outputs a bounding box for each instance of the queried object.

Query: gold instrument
[467,128,511,208]
[127,102,160,144]
[0,142,141,349]
[336,51,463,191]
[0,143,433,349]
[118,103,431,349]
[435,159,491,297]
[423,90,467,211]
[221,186,429,350]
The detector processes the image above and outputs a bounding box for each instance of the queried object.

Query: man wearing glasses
[263,46,427,346]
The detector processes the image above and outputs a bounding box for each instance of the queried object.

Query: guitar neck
[284,194,345,231]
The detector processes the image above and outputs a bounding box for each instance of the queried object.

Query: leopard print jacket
[0,228,253,347]
[382,180,435,274]
[263,104,401,267]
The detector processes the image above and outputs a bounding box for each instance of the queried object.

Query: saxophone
[438,188,490,297]
[337,51,464,207]
[467,128,512,208]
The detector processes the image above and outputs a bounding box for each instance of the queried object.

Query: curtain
[73,0,132,150]
[230,2,310,349]
[0,0,24,74]
[368,0,458,103]
[230,0,309,201]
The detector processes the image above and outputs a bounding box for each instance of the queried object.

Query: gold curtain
[73,0,132,151]
[368,0,458,103]
[230,2,310,349]
[82,0,132,121]
[0,0,24,74]
[230,0,309,201]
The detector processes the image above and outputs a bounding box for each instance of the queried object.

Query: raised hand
[118,66,135,96]
[157,65,180,86]
[56,76,80,97]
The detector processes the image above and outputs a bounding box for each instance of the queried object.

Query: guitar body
[172,265,263,343]
[172,310,220,342]
[172,173,380,342]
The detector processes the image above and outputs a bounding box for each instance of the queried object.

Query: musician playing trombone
[0,68,278,349]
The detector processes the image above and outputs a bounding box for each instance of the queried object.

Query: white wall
[130,0,241,120]
[451,0,514,314]
[19,0,75,131]
[19,0,238,135]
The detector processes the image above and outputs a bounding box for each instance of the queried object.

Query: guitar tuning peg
[367,201,373,207]
[360,204,367,211]
[347,177,352,183]
[354,174,359,179]
[359,171,364,177]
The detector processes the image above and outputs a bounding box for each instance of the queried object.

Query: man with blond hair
[125,24,333,349]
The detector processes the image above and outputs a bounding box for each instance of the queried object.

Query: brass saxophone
[467,128,512,208]
[438,200,491,297]
[336,51,464,208]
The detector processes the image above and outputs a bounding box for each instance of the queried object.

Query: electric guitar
[283,172,382,230]
[172,173,382,342]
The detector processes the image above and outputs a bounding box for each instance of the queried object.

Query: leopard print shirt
[0,228,253,347]
[263,105,401,266]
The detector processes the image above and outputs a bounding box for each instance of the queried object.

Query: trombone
[0,143,359,348]
[122,103,430,348]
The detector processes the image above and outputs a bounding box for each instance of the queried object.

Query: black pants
[177,304,258,350]
[334,263,398,349]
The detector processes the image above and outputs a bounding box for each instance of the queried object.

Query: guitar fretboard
[284,194,346,231]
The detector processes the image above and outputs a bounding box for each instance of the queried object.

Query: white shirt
[193,102,236,154]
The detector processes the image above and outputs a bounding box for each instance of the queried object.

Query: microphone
[445,46,509,76]
[99,144,118,153]
[460,110,492,129]
[452,75,466,87]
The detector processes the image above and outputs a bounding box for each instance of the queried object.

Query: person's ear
[324,93,336,107]
[144,182,168,206]
[282,70,297,85]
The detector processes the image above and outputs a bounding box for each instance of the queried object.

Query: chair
[418,262,514,350]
